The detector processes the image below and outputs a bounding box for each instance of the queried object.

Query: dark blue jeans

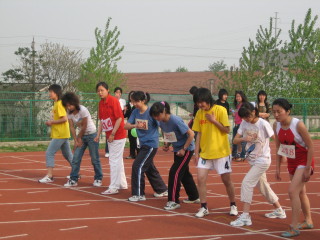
[70,133,103,181]
[232,124,246,158]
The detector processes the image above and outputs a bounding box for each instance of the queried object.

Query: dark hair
[218,88,228,100]
[189,86,198,95]
[48,84,62,100]
[114,87,123,94]
[257,90,270,110]
[61,92,80,111]
[234,90,248,107]
[272,98,293,112]
[128,91,135,102]
[95,82,109,91]
[238,102,259,118]
[150,101,171,117]
[193,88,215,107]
[131,91,150,104]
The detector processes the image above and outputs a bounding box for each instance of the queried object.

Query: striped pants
[168,150,199,203]
[241,163,279,204]
[131,145,167,196]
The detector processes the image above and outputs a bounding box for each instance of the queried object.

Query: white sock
[242,212,249,217]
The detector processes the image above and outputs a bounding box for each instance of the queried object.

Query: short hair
[61,92,80,111]
[48,84,62,100]
[193,88,215,107]
[218,88,228,100]
[272,98,293,112]
[150,101,171,117]
[189,86,198,95]
[131,91,150,104]
[96,82,108,91]
[114,87,123,94]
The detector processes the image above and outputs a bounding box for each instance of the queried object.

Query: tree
[175,66,188,72]
[40,42,83,90]
[208,60,227,72]
[76,17,125,93]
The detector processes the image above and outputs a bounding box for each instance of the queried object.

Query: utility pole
[209,79,214,94]
[273,12,279,41]
[31,37,36,92]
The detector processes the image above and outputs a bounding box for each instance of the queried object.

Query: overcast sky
[1,0,320,78]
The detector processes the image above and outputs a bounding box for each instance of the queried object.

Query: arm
[94,122,102,142]
[124,121,137,130]
[46,116,68,126]
[297,121,314,182]
[108,117,123,143]
[273,122,282,181]
[176,128,195,156]
[206,112,230,134]
[68,119,78,149]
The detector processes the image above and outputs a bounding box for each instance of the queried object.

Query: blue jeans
[46,138,73,167]
[70,133,103,181]
[232,124,246,158]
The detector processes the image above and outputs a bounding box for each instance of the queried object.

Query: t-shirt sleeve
[218,106,230,127]
[176,117,188,135]
[57,101,67,118]
[80,106,90,119]
[264,121,274,138]
[192,111,201,132]
[128,109,136,124]
[237,122,244,135]
[113,98,124,119]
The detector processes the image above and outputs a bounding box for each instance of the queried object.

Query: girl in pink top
[231,91,248,161]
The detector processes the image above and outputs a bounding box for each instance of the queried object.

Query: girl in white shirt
[230,102,285,227]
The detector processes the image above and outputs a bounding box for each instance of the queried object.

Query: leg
[69,139,87,181]
[86,133,103,181]
[60,139,73,166]
[181,166,199,201]
[105,135,109,155]
[197,168,209,203]
[45,139,65,177]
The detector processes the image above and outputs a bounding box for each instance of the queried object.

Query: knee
[288,188,299,199]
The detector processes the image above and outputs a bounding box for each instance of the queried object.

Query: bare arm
[273,122,282,180]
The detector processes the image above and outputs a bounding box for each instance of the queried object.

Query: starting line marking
[0,234,28,239]
[117,219,142,224]
[14,208,40,213]
[27,190,49,194]
[66,203,91,207]
[59,226,88,231]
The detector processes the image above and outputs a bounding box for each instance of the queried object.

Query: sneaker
[105,153,109,158]
[101,188,119,195]
[119,185,128,190]
[195,207,209,218]
[265,208,286,219]
[230,213,252,227]
[93,180,102,187]
[230,205,238,216]
[164,201,181,210]
[64,179,78,187]
[38,175,53,183]
[128,195,146,202]
[298,221,314,230]
[281,226,300,238]
[153,190,168,197]
[67,175,81,180]
[183,198,200,204]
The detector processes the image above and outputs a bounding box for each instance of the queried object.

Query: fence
[0,91,319,142]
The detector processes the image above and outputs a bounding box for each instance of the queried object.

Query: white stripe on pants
[241,163,279,204]
[108,138,127,189]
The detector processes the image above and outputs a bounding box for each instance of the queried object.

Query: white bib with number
[163,132,177,143]
[278,144,296,158]
[101,118,113,132]
[136,119,148,130]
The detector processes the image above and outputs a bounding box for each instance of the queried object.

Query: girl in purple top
[232,91,248,161]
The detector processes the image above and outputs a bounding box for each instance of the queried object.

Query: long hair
[61,92,80,111]
[234,90,248,108]
[272,98,293,112]
[238,102,259,118]
[150,101,171,117]
[131,91,150,104]
[95,82,109,91]
[257,90,270,110]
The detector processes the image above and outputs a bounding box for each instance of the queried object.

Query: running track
[0,141,319,240]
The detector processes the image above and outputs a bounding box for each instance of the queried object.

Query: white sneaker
[153,190,168,197]
[195,207,209,218]
[64,179,78,187]
[230,213,252,226]
[128,195,146,202]
[93,180,102,187]
[230,205,238,216]
[183,198,200,204]
[38,175,53,183]
[101,188,119,195]
[119,185,128,190]
[67,175,81,180]
[164,201,181,210]
[105,153,109,158]
[265,208,286,219]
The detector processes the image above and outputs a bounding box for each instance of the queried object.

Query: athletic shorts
[197,154,232,175]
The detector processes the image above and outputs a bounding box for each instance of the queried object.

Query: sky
[0,0,320,78]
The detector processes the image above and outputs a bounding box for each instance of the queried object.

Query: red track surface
[0,141,319,240]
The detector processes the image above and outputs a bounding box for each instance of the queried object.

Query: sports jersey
[98,95,126,140]
[192,104,230,159]
[51,100,70,139]
[160,114,195,152]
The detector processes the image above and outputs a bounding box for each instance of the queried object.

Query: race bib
[278,144,296,158]
[136,119,148,130]
[163,132,177,143]
[101,118,113,132]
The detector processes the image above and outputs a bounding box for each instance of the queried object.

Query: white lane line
[14,208,40,213]
[59,226,88,231]
[0,234,28,239]
[67,203,90,207]
[117,219,142,224]
[27,190,49,194]
[0,181,8,183]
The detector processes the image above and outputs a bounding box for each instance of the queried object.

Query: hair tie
[161,101,165,106]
